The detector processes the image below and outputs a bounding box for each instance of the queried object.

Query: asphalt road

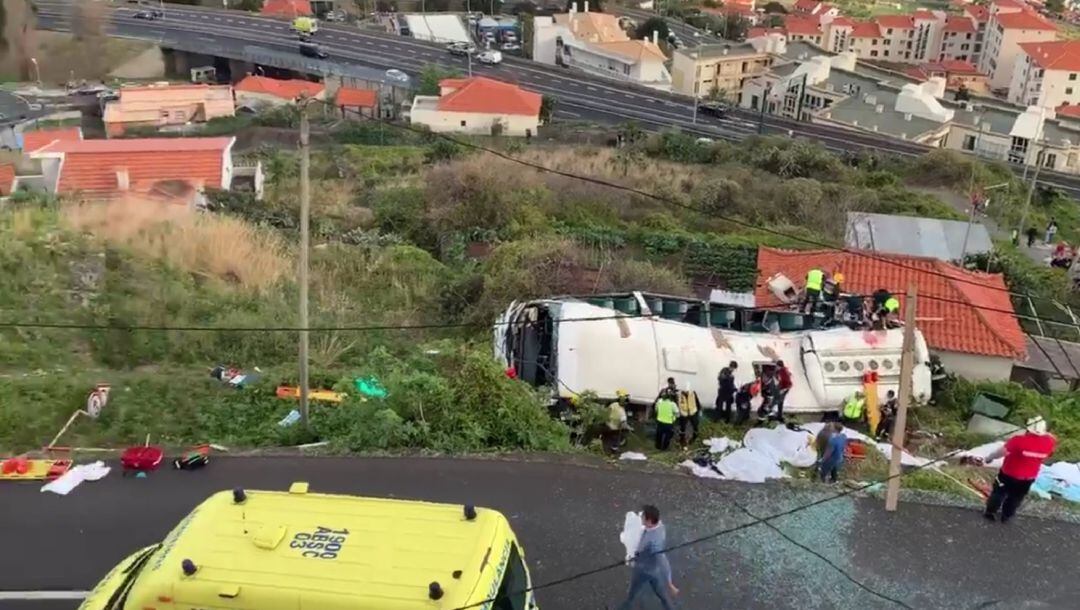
[2,456,1079,609]
[609,6,725,48]
[29,0,1080,198]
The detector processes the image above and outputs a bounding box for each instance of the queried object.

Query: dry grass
[513,147,699,194]
[63,198,291,292]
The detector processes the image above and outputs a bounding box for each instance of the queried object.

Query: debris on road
[275,385,345,403]
[40,460,110,495]
[618,452,647,461]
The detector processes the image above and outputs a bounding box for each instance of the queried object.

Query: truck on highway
[292,16,318,37]
[77,483,538,610]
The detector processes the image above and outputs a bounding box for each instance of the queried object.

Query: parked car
[133,9,162,20]
[299,42,329,59]
[477,50,503,65]
[500,42,521,52]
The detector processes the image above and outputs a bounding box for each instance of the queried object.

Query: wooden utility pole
[298,99,312,428]
[886,283,918,512]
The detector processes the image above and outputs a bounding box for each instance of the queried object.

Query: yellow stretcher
[864,373,880,434]
[1,449,72,481]
[275,386,345,403]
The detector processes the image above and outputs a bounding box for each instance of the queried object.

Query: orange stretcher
[1,448,73,481]
[275,385,345,403]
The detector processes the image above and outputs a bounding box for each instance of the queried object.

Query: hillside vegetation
[1,124,1076,459]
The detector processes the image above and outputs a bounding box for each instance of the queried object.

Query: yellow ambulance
[78,483,537,610]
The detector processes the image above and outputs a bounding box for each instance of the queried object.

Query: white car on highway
[477,50,502,65]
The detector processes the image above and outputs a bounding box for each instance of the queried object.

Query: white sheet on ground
[742,426,818,468]
[1043,461,1080,486]
[41,461,111,496]
[704,437,739,454]
[619,512,644,562]
[680,459,724,480]
[619,451,648,461]
[715,447,790,483]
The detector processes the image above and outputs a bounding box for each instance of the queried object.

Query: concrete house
[104,83,236,137]
[409,77,542,137]
[977,3,1057,92]
[234,75,326,110]
[754,246,1027,381]
[1009,40,1080,109]
[671,42,775,98]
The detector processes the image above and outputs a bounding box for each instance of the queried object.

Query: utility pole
[1017,146,1046,238]
[886,283,917,512]
[298,99,312,428]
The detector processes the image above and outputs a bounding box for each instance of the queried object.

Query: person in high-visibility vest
[842,391,867,427]
[803,268,825,313]
[605,390,631,454]
[677,390,700,448]
[654,395,678,451]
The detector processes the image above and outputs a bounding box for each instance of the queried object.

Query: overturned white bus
[494,292,932,412]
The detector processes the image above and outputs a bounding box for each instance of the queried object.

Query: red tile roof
[993,0,1027,9]
[335,86,378,108]
[754,247,1027,359]
[436,77,541,116]
[32,137,234,195]
[235,75,324,100]
[912,9,937,20]
[965,5,990,22]
[934,59,982,73]
[1019,40,1080,71]
[995,11,1057,31]
[0,163,15,196]
[784,16,823,35]
[851,21,882,38]
[830,16,856,27]
[945,16,977,33]
[21,127,82,153]
[876,15,914,29]
[1056,103,1080,118]
[261,0,312,17]
[794,0,822,13]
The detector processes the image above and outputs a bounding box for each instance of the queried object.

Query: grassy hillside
[1,131,1076,458]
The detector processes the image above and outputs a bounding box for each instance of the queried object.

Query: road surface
[31,0,1080,198]
[2,456,1078,609]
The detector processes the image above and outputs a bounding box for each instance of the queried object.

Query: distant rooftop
[677,42,764,60]
[845,212,993,262]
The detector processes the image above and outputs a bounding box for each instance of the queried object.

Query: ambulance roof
[124,485,511,609]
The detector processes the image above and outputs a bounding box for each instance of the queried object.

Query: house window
[460,120,467,127]
[963,134,976,151]
[870,50,878,57]
[961,44,969,50]
[884,50,890,57]
[159,110,169,119]
[872,39,878,46]
[966,33,972,39]
[1071,73,1078,81]
[887,28,893,35]
[1069,88,1075,95]
[1044,152,1057,168]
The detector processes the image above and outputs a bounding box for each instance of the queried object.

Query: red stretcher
[120,445,163,476]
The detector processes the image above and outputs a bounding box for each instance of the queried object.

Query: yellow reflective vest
[678,392,699,417]
[656,398,678,424]
[607,402,627,431]
[885,297,900,313]
[806,268,824,291]
[843,395,866,420]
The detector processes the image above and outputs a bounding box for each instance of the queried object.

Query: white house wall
[935,350,1014,382]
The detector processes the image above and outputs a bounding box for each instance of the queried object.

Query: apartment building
[671,42,775,98]
[977,4,1057,92]
[1008,40,1080,109]
[742,41,1080,175]
[532,4,671,91]
[940,15,979,63]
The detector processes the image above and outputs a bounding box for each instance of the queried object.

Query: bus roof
[126,485,512,609]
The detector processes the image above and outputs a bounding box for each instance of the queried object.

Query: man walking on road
[980,417,1056,523]
[618,505,678,610]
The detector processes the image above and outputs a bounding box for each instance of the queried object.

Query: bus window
[493,544,529,610]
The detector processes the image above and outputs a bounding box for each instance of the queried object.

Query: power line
[317,98,1077,315]
[450,420,1027,610]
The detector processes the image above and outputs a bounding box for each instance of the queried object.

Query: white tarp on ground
[619,451,648,461]
[404,14,470,44]
[41,461,110,495]
[682,423,935,483]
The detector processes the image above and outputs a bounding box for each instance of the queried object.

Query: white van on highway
[477,50,502,65]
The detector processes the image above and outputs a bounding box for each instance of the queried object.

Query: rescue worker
[654,394,678,451]
[803,267,825,314]
[658,377,678,401]
[605,390,631,454]
[876,390,898,440]
[734,380,757,425]
[980,417,1056,523]
[677,389,701,449]
[818,421,848,483]
[715,361,738,423]
[773,360,793,422]
[841,391,867,428]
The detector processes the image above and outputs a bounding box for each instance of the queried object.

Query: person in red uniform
[773,360,793,423]
[979,417,1056,523]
